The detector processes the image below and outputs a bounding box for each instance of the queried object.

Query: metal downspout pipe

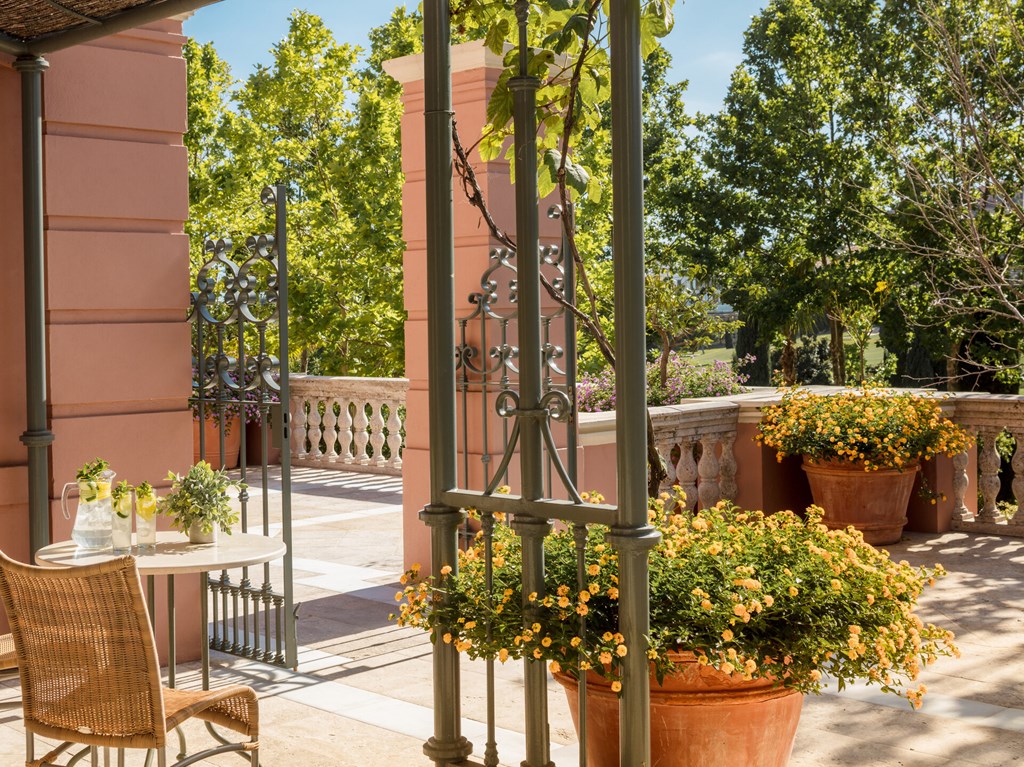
[607,2,660,766]
[15,55,54,556]
[420,1,472,764]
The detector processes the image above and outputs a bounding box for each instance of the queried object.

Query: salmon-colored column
[386,42,563,571]
[0,21,196,656]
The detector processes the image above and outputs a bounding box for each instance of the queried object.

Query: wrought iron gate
[189,184,297,670]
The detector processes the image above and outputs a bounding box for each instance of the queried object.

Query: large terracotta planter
[552,653,802,767]
[192,416,241,470]
[801,457,919,545]
[244,407,282,466]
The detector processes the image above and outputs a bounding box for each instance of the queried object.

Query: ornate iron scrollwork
[456,236,579,501]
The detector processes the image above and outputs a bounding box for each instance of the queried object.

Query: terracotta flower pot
[244,415,282,466]
[801,457,919,545]
[193,416,241,470]
[552,652,802,767]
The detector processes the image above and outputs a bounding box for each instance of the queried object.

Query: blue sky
[184,1,766,115]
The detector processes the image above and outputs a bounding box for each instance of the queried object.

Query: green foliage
[395,489,958,703]
[74,458,110,483]
[160,461,244,535]
[185,10,415,377]
[646,272,742,387]
[576,353,751,412]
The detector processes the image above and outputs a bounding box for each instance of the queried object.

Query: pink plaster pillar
[386,41,563,571]
[0,20,197,656]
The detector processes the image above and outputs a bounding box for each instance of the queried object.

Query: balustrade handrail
[289,376,409,475]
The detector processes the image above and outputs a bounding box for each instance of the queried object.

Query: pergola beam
[1,0,222,56]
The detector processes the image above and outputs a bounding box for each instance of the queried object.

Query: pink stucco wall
[0,20,197,657]
[388,42,563,571]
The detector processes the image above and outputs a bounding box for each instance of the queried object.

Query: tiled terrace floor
[1,466,1023,766]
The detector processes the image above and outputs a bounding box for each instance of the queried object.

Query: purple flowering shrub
[577,353,752,413]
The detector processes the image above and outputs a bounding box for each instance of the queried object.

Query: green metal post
[606,2,659,766]
[15,55,54,556]
[421,1,472,764]
[273,182,298,670]
[509,4,553,765]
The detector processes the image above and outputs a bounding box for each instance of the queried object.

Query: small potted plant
[757,386,973,543]
[160,461,244,544]
[394,488,959,767]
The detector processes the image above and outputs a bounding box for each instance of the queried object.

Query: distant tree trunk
[658,329,671,388]
[946,340,958,392]
[736,317,771,386]
[780,335,797,386]
[829,318,846,385]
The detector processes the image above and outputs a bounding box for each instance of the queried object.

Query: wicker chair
[0,552,259,767]
[0,632,16,672]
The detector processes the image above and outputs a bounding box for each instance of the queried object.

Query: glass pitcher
[61,469,115,550]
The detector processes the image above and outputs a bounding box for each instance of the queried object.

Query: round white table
[35,531,286,574]
[36,532,286,688]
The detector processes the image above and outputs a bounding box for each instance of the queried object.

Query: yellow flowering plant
[757,386,973,470]
[394,488,959,707]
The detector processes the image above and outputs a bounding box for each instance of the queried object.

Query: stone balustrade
[295,375,1024,537]
[289,376,408,475]
[580,387,1024,538]
[946,393,1024,535]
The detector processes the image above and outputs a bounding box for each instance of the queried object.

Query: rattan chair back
[0,552,167,750]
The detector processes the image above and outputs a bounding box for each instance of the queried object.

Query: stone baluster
[951,449,971,522]
[977,427,1001,524]
[321,399,339,463]
[719,433,737,502]
[698,434,721,511]
[677,438,698,510]
[386,402,403,469]
[307,402,324,461]
[369,399,387,466]
[1012,429,1024,527]
[353,401,371,465]
[291,397,308,459]
[656,440,678,490]
[339,400,354,463]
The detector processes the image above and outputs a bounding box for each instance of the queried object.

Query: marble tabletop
[35,531,286,576]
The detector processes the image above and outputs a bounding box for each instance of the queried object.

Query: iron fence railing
[189,184,297,672]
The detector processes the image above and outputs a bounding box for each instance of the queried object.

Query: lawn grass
[688,333,886,371]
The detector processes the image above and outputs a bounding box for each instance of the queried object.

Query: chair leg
[250,742,258,767]
[90,746,99,767]
[157,747,167,767]
[117,749,125,767]
[25,730,33,763]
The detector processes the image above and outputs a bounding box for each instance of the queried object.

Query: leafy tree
[183,39,240,272]
[703,0,896,386]
[186,11,415,377]
[873,0,1024,387]
[646,273,741,388]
